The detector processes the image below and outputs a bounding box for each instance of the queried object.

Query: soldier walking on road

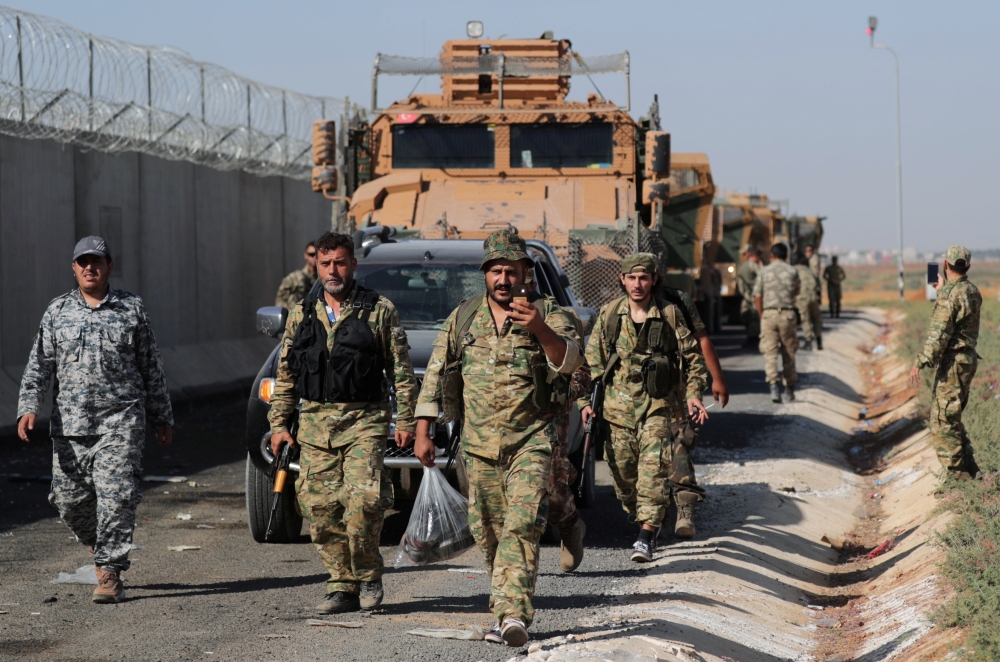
[796,259,823,351]
[268,232,418,615]
[755,243,801,403]
[823,256,846,318]
[414,230,584,648]
[806,245,822,289]
[909,246,982,480]
[275,240,318,309]
[17,236,173,604]
[737,247,762,346]
[582,254,708,564]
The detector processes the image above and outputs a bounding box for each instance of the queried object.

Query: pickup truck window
[510,123,613,169]
[356,263,487,328]
[392,125,495,169]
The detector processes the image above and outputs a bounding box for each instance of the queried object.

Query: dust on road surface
[0,314,875,662]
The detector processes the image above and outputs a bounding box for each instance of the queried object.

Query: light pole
[868,16,905,302]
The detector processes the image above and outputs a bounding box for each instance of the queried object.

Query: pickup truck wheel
[246,454,303,543]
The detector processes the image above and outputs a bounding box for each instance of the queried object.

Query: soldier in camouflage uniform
[909,245,982,479]
[17,236,173,605]
[795,259,823,351]
[823,256,846,318]
[274,240,318,309]
[806,245,822,290]
[582,254,708,564]
[269,232,417,614]
[414,230,583,648]
[737,247,762,345]
[754,243,801,403]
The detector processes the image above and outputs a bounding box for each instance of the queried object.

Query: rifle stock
[577,382,605,499]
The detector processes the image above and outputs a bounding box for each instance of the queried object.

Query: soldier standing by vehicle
[805,245,822,289]
[414,230,583,648]
[909,246,982,479]
[796,259,823,351]
[755,243,801,403]
[275,240,318,309]
[823,256,846,318]
[17,236,173,604]
[581,254,708,563]
[268,231,418,615]
[737,247,762,346]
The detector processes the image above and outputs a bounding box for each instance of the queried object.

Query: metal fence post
[17,15,25,121]
[146,49,152,141]
[88,38,94,131]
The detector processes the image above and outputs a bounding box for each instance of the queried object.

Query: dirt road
[0,313,875,662]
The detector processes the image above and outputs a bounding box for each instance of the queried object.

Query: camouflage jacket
[416,296,584,461]
[809,253,822,284]
[275,265,317,310]
[795,265,821,305]
[915,275,981,369]
[582,297,707,430]
[753,261,800,310]
[17,288,173,435]
[268,284,417,447]
[823,265,846,286]
[737,260,760,304]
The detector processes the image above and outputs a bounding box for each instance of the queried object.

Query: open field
[838,262,1000,305]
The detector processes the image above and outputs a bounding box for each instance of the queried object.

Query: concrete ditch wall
[0,133,333,433]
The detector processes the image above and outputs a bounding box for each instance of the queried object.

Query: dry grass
[838,262,1000,305]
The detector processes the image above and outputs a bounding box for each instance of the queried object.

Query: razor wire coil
[0,5,346,180]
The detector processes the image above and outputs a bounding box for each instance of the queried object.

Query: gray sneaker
[484,622,503,644]
[360,579,384,610]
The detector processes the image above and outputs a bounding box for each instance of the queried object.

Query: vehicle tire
[246,454,302,543]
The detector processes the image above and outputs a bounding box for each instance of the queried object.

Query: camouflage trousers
[295,437,393,595]
[740,301,760,340]
[760,309,798,385]
[827,285,842,316]
[545,413,579,532]
[930,353,979,473]
[669,416,706,502]
[49,429,144,573]
[466,435,550,627]
[606,415,673,528]
[797,300,822,344]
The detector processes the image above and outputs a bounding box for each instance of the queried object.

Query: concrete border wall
[0,133,332,433]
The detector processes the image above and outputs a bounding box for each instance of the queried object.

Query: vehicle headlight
[258,378,275,404]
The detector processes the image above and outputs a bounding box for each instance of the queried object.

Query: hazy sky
[24,0,1000,252]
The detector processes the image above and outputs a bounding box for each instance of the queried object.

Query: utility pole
[868,16,905,302]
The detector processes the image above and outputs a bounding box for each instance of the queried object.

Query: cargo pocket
[55,327,83,363]
[364,454,393,512]
[102,328,135,374]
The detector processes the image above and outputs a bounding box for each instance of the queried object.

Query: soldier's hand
[414,432,437,468]
[933,273,944,290]
[909,365,921,386]
[395,429,414,448]
[270,430,296,456]
[581,405,595,426]
[688,399,709,425]
[156,427,172,446]
[711,378,730,409]
[17,414,35,442]
[508,299,544,334]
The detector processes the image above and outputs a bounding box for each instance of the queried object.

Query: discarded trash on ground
[871,344,887,355]
[866,539,894,560]
[821,534,845,551]
[258,634,289,639]
[306,619,363,628]
[874,472,899,486]
[196,524,216,529]
[144,475,187,483]
[129,544,144,550]
[167,545,201,552]
[395,466,475,568]
[50,566,98,585]
[446,567,486,574]
[407,625,485,640]
[176,513,192,520]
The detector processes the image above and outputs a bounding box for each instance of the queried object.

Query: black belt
[764,307,796,311]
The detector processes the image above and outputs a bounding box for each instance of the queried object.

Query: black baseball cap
[72,236,112,262]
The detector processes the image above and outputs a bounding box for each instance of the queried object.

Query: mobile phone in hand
[927,262,939,284]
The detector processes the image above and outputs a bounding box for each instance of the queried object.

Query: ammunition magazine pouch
[642,355,681,399]
[602,295,684,398]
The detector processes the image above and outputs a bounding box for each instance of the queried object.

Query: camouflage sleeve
[752,270,763,298]
[916,294,956,369]
[543,301,584,375]
[580,306,608,410]
[792,268,801,298]
[676,313,707,401]
[383,302,418,433]
[274,272,297,309]
[16,305,57,420]
[678,291,706,335]
[414,309,458,420]
[268,303,305,434]
[134,301,174,428]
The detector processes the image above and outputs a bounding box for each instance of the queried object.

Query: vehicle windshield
[354,262,487,328]
[510,123,613,168]
[392,125,495,169]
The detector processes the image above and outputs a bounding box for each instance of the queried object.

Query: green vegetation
[875,298,1000,660]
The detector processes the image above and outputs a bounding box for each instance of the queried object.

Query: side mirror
[257,306,288,338]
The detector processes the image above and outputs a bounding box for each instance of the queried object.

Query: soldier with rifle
[268,231,418,615]
[581,253,708,563]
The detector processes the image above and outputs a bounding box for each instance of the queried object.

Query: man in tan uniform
[737,247,762,346]
[275,241,318,309]
[754,243,800,403]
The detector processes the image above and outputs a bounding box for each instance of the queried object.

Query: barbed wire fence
[0,5,349,180]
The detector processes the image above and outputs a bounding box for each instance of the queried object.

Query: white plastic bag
[394,465,475,568]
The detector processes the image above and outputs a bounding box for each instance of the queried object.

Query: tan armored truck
[309,29,673,310]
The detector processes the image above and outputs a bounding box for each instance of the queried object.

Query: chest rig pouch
[287,286,385,403]
[602,297,683,399]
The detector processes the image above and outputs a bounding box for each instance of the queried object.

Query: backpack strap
[351,286,380,324]
[600,296,628,384]
[449,294,485,357]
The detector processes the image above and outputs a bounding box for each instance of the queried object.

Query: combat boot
[316,591,360,614]
[769,383,781,403]
[816,337,823,350]
[359,579,384,610]
[802,340,812,351]
[92,567,125,604]
[786,385,796,401]
[674,493,699,539]
[558,518,586,572]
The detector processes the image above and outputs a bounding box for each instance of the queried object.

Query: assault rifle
[266,442,292,540]
[578,381,605,499]
[443,421,461,472]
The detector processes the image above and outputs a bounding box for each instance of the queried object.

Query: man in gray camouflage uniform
[754,243,800,403]
[17,236,173,604]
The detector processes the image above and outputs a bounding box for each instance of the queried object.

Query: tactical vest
[601,295,684,399]
[440,294,569,422]
[287,285,386,404]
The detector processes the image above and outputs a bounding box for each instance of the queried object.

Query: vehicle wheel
[246,454,302,543]
[399,467,422,500]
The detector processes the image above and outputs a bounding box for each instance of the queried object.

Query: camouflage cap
[481,230,531,269]
[944,245,971,268]
[621,253,658,275]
